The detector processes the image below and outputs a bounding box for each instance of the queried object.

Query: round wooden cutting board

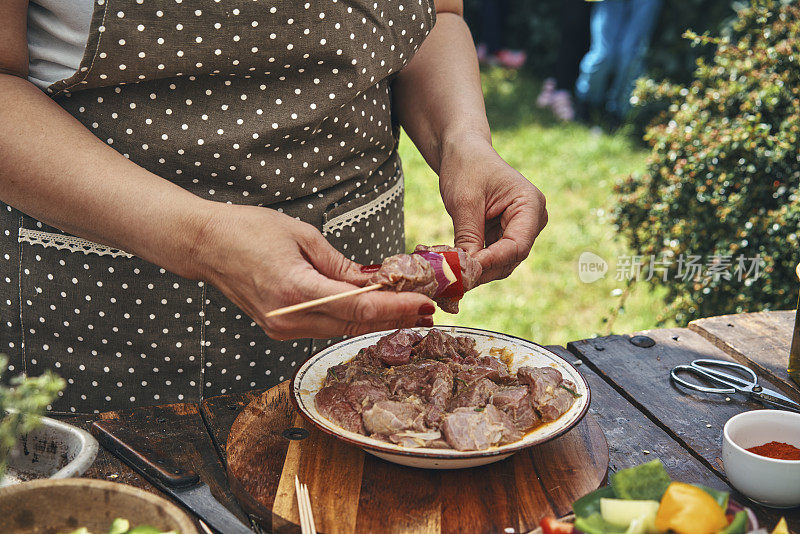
[226,381,609,534]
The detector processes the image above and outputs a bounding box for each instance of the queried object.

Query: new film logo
[578,252,608,283]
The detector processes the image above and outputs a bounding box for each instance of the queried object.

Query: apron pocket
[18,227,203,413]
[322,171,405,265]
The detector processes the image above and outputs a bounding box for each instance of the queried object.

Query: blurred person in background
[474,0,527,69]
[574,0,663,124]
[536,0,592,121]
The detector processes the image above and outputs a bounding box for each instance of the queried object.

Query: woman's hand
[439,135,548,285]
[187,202,435,340]
[390,6,545,284]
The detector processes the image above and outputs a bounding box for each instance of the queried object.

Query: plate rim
[290,325,591,460]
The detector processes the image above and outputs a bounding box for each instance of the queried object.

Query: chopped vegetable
[574,513,628,534]
[623,515,652,534]
[539,516,575,534]
[599,498,659,532]
[573,485,617,518]
[610,460,671,501]
[718,511,747,534]
[568,461,786,534]
[413,251,457,296]
[108,519,130,534]
[771,518,789,534]
[655,482,728,534]
[437,251,464,300]
[126,527,177,534]
[63,519,176,534]
[693,484,729,511]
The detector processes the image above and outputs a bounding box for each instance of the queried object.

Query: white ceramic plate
[291,326,591,469]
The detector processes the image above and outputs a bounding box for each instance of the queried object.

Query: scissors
[670,359,800,413]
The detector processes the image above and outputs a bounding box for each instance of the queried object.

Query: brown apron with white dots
[0,0,434,413]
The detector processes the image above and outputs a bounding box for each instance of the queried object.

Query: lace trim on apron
[18,228,133,258]
[322,176,404,236]
[19,174,403,258]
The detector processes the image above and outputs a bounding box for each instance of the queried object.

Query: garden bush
[613,0,800,325]
[462,0,738,83]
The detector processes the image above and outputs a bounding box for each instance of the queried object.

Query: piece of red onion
[744,507,759,532]
[414,251,454,296]
[726,500,759,532]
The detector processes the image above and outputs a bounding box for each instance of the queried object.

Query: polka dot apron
[0,0,435,413]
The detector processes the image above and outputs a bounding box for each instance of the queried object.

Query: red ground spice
[746,440,800,460]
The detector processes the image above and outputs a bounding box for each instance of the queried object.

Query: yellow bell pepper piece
[771,517,789,534]
[654,482,728,534]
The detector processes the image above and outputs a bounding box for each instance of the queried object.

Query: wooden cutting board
[226,381,608,534]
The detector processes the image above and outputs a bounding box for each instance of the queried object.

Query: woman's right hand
[185,202,436,341]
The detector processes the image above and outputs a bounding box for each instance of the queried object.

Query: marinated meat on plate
[314,329,580,451]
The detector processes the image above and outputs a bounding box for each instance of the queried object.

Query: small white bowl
[722,409,800,508]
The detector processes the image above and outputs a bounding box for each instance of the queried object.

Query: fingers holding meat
[369,245,482,314]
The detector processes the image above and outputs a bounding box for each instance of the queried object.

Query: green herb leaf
[559,384,582,398]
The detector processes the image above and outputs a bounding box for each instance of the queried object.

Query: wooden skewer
[265,283,384,318]
[303,481,317,533]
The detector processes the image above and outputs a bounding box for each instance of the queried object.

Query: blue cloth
[575,0,662,117]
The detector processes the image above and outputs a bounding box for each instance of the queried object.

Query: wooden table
[56,310,800,532]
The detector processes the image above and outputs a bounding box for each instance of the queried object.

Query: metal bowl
[2,416,98,486]
[292,326,590,469]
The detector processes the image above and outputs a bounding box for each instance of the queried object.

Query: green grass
[400,68,671,346]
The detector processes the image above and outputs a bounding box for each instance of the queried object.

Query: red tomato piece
[437,251,464,300]
[540,517,574,534]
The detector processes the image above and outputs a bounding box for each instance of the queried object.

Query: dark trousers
[478,0,509,53]
[555,0,592,90]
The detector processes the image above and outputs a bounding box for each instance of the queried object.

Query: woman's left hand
[439,135,547,285]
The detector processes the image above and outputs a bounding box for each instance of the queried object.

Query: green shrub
[463,0,738,83]
[614,0,800,325]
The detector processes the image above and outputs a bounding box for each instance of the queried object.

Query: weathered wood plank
[57,403,251,526]
[545,346,726,487]
[564,333,799,526]
[690,310,799,397]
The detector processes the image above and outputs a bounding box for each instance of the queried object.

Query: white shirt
[27,0,93,89]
